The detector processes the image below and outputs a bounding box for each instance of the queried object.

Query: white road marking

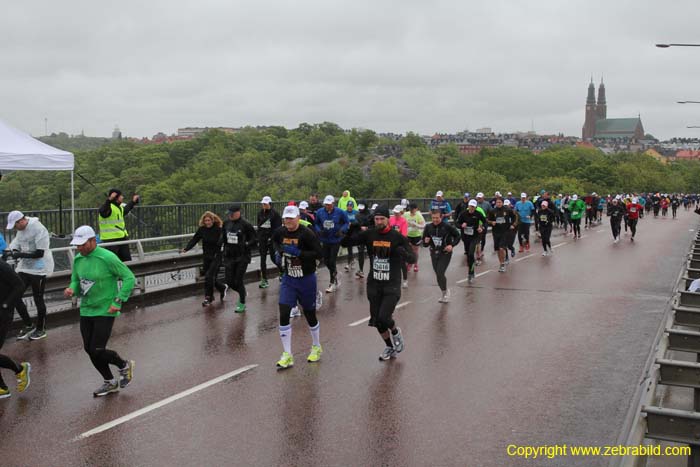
[348,301,412,327]
[597,229,604,233]
[456,269,492,284]
[514,254,534,263]
[76,364,258,440]
[552,242,568,249]
[476,270,492,278]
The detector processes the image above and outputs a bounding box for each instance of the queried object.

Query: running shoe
[119,360,135,389]
[259,279,269,289]
[290,306,302,318]
[518,246,524,253]
[613,237,619,243]
[525,242,530,251]
[28,330,47,341]
[577,235,582,239]
[467,273,475,283]
[391,328,404,352]
[16,326,35,340]
[0,387,10,399]
[402,280,408,289]
[498,264,506,273]
[355,270,365,279]
[307,345,323,362]
[504,257,510,265]
[325,283,336,293]
[413,264,419,272]
[93,381,120,397]
[315,291,324,309]
[475,260,482,266]
[276,352,294,369]
[202,297,213,307]
[510,249,516,258]
[631,237,635,242]
[379,347,396,361]
[234,302,246,313]
[220,284,229,301]
[438,289,451,303]
[542,251,547,256]
[16,362,30,393]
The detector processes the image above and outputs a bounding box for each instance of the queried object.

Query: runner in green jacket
[568,195,586,239]
[64,226,136,397]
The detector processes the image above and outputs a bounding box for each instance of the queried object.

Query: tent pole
[71,170,75,233]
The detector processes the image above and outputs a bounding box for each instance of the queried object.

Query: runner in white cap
[430,191,452,224]
[256,196,282,289]
[314,195,349,293]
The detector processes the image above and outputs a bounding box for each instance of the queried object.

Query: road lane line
[475,270,492,278]
[76,364,258,441]
[456,269,493,284]
[514,254,534,263]
[348,301,412,327]
[551,242,568,249]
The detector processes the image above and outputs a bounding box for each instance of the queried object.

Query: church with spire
[582,78,644,141]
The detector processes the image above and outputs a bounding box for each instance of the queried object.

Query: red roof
[676,150,700,159]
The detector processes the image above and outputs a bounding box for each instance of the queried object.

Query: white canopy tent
[0,119,76,231]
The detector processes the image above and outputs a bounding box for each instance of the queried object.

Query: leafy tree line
[1,123,699,213]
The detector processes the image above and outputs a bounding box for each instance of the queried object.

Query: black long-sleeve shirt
[184,225,222,259]
[218,218,257,263]
[257,208,282,237]
[342,226,416,285]
[272,225,322,278]
[421,222,461,254]
[456,209,487,237]
[607,203,626,222]
[0,260,25,309]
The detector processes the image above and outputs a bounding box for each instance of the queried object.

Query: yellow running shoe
[16,362,31,393]
[307,345,323,363]
[0,387,10,399]
[276,352,294,369]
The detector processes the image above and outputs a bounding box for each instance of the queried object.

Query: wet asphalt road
[1,210,698,467]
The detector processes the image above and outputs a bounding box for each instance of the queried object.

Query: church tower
[596,78,607,120]
[582,78,597,140]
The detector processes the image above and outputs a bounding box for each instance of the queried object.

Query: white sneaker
[402,280,408,289]
[542,251,547,256]
[325,283,336,293]
[438,289,451,303]
[289,306,302,318]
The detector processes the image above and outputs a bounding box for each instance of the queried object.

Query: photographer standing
[98,188,140,262]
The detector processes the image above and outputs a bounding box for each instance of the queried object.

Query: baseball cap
[401,198,409,206]
[227,204,241,213]
[495,191,502,197]
[347,200,355,207]
[260,196,272,204]
[503,199,511,206]
[374,205,390,218]
[392,205,403,214]
[70,225,96,246]
[632,197,639,204]
[299,201,309,209]
[436,191,444,197]
[476,192,484,198]
[357,203,366,210]
[572,195,578,201]
[464,192,470,198]
[468,199,478,207]
[521,192,527,198]
[507,192,512,196]
[371,203,379,210]
[6,210,24,230]
[282,205,300,219]
[323,195,335,204]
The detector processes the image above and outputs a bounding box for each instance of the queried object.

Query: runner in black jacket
[0,260,31,398]
[607,197,626,243]
[423,210,461,302]
[341,205,416,361]
[181,211,226,306]
[218,205,257,313]
[256,197,282,289]
[456,200,486,282]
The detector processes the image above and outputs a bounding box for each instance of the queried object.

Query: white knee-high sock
[309,323,320,347]
[279,325,292,354]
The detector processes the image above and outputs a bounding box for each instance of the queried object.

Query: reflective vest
[299,219,312,228]
[99,204,128,240]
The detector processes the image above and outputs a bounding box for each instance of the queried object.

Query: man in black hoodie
[98,188,140,262]
[607,196,626,243]
[0,260,31,398]
[218,205,257,313]
[257,196,282,289]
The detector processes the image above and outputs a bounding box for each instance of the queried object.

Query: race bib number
[227,232,239,244]
[539,215,548,222]
[260,220,271,229]
[465,227,475,236]
[572,211,579,216]
[372,258,390,281]
[495,217,505,224]
[79,278,96,296]
[586,205,591,209]
[286,257,304,278]
[392,225,400,231]
[630,208,637,213]
[323,220,335,230]
[432,237,443,247]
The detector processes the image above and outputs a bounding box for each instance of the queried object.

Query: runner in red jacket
[626,197,642,242]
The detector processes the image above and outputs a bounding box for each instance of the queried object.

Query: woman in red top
[626,197,642,241]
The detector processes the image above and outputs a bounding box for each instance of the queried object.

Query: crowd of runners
[0,189,697,398]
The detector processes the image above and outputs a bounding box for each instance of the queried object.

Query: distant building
[112,125,122,139]
[582,79,644,140]
[177,127,240,137]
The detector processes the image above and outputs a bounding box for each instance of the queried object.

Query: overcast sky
[2,0,700,140]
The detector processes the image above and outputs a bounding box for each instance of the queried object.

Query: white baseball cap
[393,205,404,213]
[468,199,478,207]
[572,194,578,200]
[260,196,272,204]
[282,205,300,218]
[357,203,366,210]
[371,203,379,210]
[521,192,527,198]
[401,198,409,206]
[476,192,484,198]
[632,197,639,204]
[6,210,24,230]
[323,195,335,204]
[70,225,96,246]
[507,192,512,196]
[436,191,444,197]
[503,199,511,206]
[299,201,309,210]
[495,191,502,197]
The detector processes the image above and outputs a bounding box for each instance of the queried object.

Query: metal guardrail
[615,227,700,466]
